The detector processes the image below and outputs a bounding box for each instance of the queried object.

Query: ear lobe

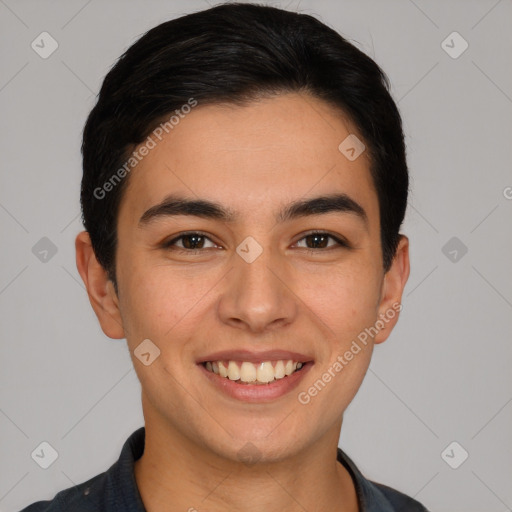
[75,230,125,339]
[373,235,410,345]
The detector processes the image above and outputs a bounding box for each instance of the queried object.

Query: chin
[199,422,309,466]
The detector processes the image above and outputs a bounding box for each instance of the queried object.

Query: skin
[76,92,410,512]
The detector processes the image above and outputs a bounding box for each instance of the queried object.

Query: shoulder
[337,448,429,511]
[370,480,429,511]
[18,427,146,512]
[18,471,108,512]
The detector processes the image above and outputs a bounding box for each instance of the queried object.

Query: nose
[217,243,298,333]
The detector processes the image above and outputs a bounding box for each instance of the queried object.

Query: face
[79,92,409,463]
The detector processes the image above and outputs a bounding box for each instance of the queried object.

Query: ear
[374,235,410,344]
[75,230,125,339]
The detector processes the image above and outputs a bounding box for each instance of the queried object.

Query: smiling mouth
[202,359,307,385]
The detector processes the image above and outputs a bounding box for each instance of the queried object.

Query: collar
[100,427,411,511]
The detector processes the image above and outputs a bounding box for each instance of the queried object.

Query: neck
[134,411,358,512]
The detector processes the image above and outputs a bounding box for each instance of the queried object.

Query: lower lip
[198,362,313,403]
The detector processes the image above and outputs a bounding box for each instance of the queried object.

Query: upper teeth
[205,360,304,384]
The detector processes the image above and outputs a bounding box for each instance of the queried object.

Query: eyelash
[161,230,350,254]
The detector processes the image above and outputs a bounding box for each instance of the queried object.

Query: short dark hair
[81,2,409,291]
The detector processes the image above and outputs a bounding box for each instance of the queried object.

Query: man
[21,3,428,511]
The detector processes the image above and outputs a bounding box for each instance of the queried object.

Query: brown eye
[295,231,349,251]
[162,232,218,251]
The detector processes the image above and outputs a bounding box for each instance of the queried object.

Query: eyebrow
[139,192,368,228]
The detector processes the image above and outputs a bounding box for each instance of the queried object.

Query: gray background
[1,0,511,510]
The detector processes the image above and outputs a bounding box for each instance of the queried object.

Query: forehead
[119,93,378,225]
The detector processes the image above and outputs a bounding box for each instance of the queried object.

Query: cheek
[296,269,377,416]
[298,261,381,341]
[119,263,218,346]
